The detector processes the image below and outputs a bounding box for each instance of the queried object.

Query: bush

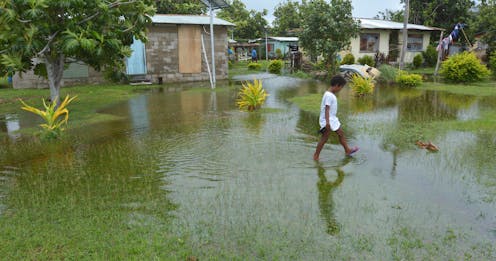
[268,59,283,74]
[377,64,399,84]
[396,71,423,87]
[412,54,423,69]
[275,48,283,59]
[350,74,375,96]
[440,52,490,83]
[341,53,355,65]
[357,55,375,66]
[237,79,268,111]
[247,62,262,70]
[422,45,438,67]
[489,52,496,76]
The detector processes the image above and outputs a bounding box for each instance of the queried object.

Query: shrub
[396,71,423,87]
[275,48,283,59]
[350,74,375,96]
[268,59,283,74]
[247,62,262,70]
[422,45,438,67]
[341,53,355,65]
[19,95,77,139]
[357,55,375,66]
[440,52,490,83]
[378,64,399,84]
[489,52,496,76]
[237,79,268,111]
[412,54,423,69]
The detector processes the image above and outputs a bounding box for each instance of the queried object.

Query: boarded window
[360,33,379,52]
[178,25,201,73]
[407,34,423,51]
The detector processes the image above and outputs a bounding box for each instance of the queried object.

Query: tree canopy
[0,0,155,103]
[272,0,302,36]
[155,0,205,14]
[402,0,475,30]
[216,0,268,40]
[374,9,404,23]
[299,0,359,73]
[473,0,496,55]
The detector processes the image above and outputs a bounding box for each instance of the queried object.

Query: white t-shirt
[319,91,341,131]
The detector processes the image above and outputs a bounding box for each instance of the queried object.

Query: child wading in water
[313,75,359,161]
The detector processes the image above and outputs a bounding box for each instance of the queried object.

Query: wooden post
[434,31,444,77]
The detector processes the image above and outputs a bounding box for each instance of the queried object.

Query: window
[407,34,423,51]
[360,33,379,52]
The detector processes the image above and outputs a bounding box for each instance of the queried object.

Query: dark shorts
[319,127,328,134]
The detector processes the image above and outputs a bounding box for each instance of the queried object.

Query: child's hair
[330,75,347,87]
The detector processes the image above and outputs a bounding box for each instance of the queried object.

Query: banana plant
[19,95,77,139]
[236,79,268,112]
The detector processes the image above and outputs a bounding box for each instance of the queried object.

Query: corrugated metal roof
[359,18,443,31]
[269,37,299,42]
[151,14,234,26]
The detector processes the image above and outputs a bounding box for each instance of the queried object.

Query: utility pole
[399,0,409,70]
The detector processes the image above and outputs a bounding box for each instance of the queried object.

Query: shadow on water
[0,78,495,259]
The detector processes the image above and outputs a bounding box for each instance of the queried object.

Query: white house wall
[346,29,432,64]
[348,30,390,61]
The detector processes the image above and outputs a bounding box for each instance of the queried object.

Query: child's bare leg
[314,129,330,160]
[335,128,352,154]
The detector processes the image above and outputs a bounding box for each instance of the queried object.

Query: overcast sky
[241,0,404,25]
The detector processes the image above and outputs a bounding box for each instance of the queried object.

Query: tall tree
[216,0,268,40]
[0,0,155,104]
[299,0,359,73]
[155,0,205,14]
[374,9,404,22]
[402,0,475,30]
[272,0,302,36]
[474,0,496,56]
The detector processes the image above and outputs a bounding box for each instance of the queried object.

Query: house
[344,18,444,64]
[249,36,299,59]
[13,14,234,89]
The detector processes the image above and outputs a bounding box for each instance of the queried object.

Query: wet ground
[0,75,495,259]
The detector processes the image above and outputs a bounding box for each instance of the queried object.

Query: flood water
[1,76,495,259]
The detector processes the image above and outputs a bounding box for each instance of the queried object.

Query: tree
[155,0,205,14]
[299,0,359,73]
[374,9,404,22]
[217,0,268,40]
[272,0,302,36]
[402,0,475,30]
[0,0,155,104]
[473,0,496,56]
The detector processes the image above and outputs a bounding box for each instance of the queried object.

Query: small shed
[250,36,299,59]
[13,14,234,89]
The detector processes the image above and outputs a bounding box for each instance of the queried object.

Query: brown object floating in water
[416,140,439,152]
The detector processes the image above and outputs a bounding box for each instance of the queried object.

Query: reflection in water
[316,158,350,235]
[0,114,21,140]
[128,95,150,135]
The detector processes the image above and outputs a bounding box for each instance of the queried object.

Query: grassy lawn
[0,84,179,134]
[228,60,270,78]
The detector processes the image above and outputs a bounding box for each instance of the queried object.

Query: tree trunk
[400,0,409,70]
[45,54,65,105]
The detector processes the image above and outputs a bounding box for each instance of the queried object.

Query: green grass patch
[406,66,436,75]
[419,80,496,96]
[0,83,172,134]
[229,60,269,78]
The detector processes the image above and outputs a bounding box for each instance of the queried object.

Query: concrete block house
[13,14,234,89]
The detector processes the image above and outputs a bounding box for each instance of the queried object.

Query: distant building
[13,14,234,89]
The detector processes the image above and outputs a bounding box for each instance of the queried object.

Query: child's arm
[325,105,330,130]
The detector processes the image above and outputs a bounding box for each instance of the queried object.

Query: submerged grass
[0,136,193,260]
